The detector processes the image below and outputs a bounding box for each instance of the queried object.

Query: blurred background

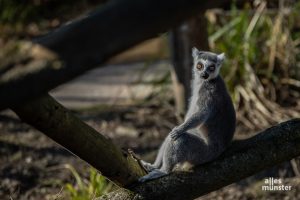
[0,0,300,199]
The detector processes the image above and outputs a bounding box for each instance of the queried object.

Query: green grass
[63,164,114,199]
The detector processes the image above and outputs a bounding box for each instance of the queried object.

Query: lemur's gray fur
[139,48,236,182]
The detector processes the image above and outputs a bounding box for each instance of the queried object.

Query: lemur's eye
[196,63,204,70]
[209,65,215,71]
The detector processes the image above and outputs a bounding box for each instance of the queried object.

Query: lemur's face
[192,47,225,81]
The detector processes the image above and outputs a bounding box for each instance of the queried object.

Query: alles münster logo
[262,177,292,191]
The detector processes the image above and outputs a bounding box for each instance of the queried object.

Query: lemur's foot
[138,169,167,182]
[169,127,182,141]
[140,160,156,172]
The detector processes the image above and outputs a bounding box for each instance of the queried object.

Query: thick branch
[0,0,236,111]
[12,94,146,186]
[100,119,300,200]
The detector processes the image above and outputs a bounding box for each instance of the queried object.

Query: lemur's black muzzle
[201,72,209,79]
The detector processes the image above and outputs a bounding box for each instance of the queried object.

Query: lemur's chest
[186,85,208,118]
[195,84,214,105]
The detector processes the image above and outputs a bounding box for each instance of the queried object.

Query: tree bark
[0,0,236,111]
[99,119,300,200]
[12,94,146,186]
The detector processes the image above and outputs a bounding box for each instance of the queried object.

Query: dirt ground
[1,98,300,200]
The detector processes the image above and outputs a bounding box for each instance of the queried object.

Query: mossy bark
[12,94,146,186]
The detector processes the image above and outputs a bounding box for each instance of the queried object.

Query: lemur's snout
[201,72,209,79]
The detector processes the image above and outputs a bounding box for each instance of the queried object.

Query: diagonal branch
[12,94,146,186]
[0,0,235,111]
[100,119,300,200]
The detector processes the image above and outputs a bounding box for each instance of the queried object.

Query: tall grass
[208,1,300,130]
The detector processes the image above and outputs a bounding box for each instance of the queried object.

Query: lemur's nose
[201,72,209,79]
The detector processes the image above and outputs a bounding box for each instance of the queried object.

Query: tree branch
[12,94,146,186]
[0,0,236,111]
[99,119,300,200]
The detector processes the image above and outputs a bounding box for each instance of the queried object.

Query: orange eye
[196,63,204,70]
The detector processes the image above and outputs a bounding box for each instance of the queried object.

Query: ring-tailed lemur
[139,48,236,182]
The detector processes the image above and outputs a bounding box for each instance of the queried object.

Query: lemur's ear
[217,53,225,63]
[192,47,200,58]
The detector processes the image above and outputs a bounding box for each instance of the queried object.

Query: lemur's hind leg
[140,136,169,172]
[165,132,212,168]
[139,136,173,182]
[140,133,211,182]
[153,136,170,168]
[138,151,171,182]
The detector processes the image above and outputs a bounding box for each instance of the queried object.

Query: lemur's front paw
[169,127,182,141]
